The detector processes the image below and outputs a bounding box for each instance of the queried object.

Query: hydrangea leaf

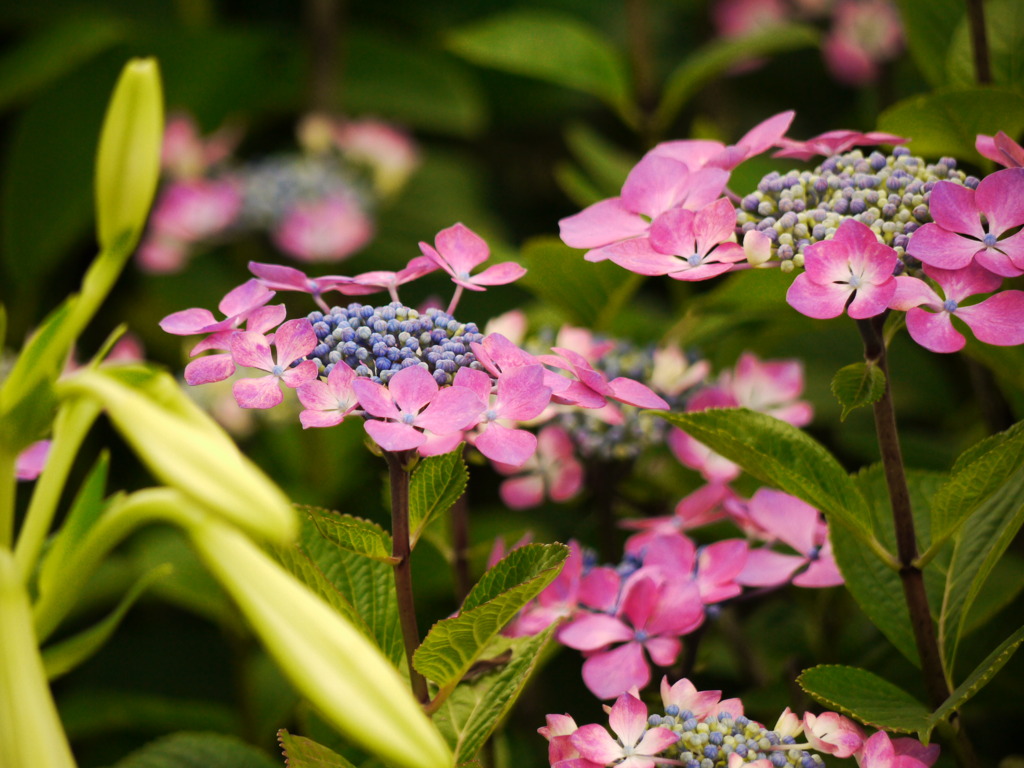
[831,362,886,421]
[278,729,357,768]
[433,627,558,762]
[892,0,966,87]
[946,0,1024,89]
[798,665,930,734]
[299,505,397,564]
[653,24,819,132]
[927,623,1024,735]
[655,408,875,540]
[939,461,1024,671]
[107,731,281,768]
[520,235,643,331]
[409,448,468,549]
[840,465,947,666]
[445,10,636,126]
[878,87,1024,166]
[413,543,567,688]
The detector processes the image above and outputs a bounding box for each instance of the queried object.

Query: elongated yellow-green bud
[94,57,163,252]
[0,550,78,768]
[56,366,296,544]
[188,516,453,768]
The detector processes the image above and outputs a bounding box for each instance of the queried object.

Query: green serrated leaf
[893,0,966,87]
[446,10,635,124]
[946,0,1024,89]
[409,448,468,549]
[655,408,874,539]
[878,87,1024,163]
[831,362,886,421]
[520,235,643,331]
[278,729,358,768]
[434,628,557,762]
[939,462,1024,672]
[300,506,396,564]
[840,465,946,666]
[106,730,281,768]
[43,563,172,680]
[414,543,568,688]
[927,624,1024,734]
[654,24,819,131]
[798,665,930,733]
[930,420,1024,546]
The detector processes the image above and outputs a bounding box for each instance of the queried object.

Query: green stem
[965,0,992,84]
[383,450,430,704]
[0,449,15,550]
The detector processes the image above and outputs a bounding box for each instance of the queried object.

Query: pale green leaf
[520,235,643,331]
[106,731,280,768]
[409,448,468,549]
[414,543,567,688]
[434,628,557,762]
[798,665,930,733]
[831,362,886,421]
[278,730,357,768]
[301,505,396,564]
[655,408,874,540]
[446,10,635,124]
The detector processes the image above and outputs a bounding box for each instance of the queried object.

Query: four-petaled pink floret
[569,693,680,768]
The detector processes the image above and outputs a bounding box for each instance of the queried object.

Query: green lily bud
[187,514,453,768]
[0,550,78,768]
[94,57,163,252]
[56,366,296,543]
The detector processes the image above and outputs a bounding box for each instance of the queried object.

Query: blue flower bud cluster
[647,710,826,768]
[736,148,980,270]
[236,154,370,228]
[303,302,485,386]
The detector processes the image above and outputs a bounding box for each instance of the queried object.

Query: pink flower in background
[774,129,907,161]
[559,572,704,698]
[787,218,897,318]
[856,731,939,768]
[976,131,1024,168]
[351,364,484,453]
[334,118,420,196]
[669,389,744,483]
[621,483,732,542]
[570,693,679,768]
[297,362,360,428]
[541,347,670,411]
[273,195,374,262]
[507,540,585,637]
[602,199,746,281]
[161,112,240,179]
[137,237,189,272]
[15,440,51,481]
[419,223,526,313]
[803,712,865,758]
[889,263,1024,353]
[229,319,319,409]
[149,178,242,243]
[906,169,1024,277]
[822,0,903,86]
[650,345,710,397]
[630,531,748,604]
[496,425,584,509]
[713,0,787,38]
[722,352,813,426]
[733,488,843,588]
[558,154,730,263]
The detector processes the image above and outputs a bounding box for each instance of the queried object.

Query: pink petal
[388,365,440,415]
[621,155,691,219]
[279,360,319,388]
[605,237,687,276]
[233,375,283,409]
[495,365,550,419]
[693,198,738,257]
[847,279,897,319]
[649,209,696,256]
[230,331,274,371]
[571,724,624,764]
[364,419,425,452]
[559,198,649,251]
[500,474,545,509]
[736,549,805,587]
[220,278,275,317]
[607,377,670,409]
[643,635,682,667]
[15,440,51,480]
[578,567,621,612]
[906,224,983,270]
[889,276,941,311]
[928,182,983,238]
[299,409,347,429]
[416,385,485,434]
[974,168,1024,234]
[159,307,219,335]
[956,290,1024,346]
[475,422,537,466]
[737,110,795,156]
[620,576,658,630]
[906,308,965,353]
[184,354,235,385]
[787,273,852,319]
[608,693,649,747]
[559,613,633,651]
[581,642,650,699]
[351,378,401,420]
[469,261,528,286]
[634,726,680,757]
[273,319,317,367]
[794,548,845,587]
[434,222,489,273]
[748,488,819,551]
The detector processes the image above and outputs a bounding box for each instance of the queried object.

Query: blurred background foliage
[1,0,1022,766]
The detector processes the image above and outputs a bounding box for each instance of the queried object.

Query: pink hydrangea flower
[273,195,374,262]
[976,131,1024,168]
[338,255,439,302]
[149,178,242,244]
[229,318,320,409]
[350,364,485,453]
[621,483,733,542]
[721,352,813,426]
[419,223,526,313]
[15,440,51,481]
[660,677,727,720]
[774,130,907,161]
[628,531,748,604]
[569,693,679,768]
[787,218,898,319]
[247,261,353,312]
[856,731,939,768]
[161,112,240,179]
[541,347,670,411]
[559,571,704,699]
[803,711,865,758]
[822,0,903,86]
[905,169,1024,277]
[333,118,420,196]
[539,713,590,766]
[558,154,730,263]
[733,488,843,588]
[648,110,795,172]
[496,425,584,509]
[889,263,1024,353]
[507,540,585,637]
[601,199,746,281]
[297,362,360,428]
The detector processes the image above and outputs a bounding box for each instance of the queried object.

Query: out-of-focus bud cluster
[138,112,419,273]
[736,148,980,269]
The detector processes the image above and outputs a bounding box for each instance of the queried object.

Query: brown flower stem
[965,0,992,85]
[383,449,429,704]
